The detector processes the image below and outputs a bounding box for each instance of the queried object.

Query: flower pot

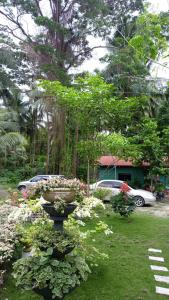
[43,189,76,203]
[34,287,64,300]
[22,251,32,258]
[39,244,74,260]
[42,203,77,218]
[52,245,75,260]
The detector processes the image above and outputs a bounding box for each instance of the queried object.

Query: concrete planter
[43,188,76,203]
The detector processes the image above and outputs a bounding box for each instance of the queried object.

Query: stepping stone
[154,275,169,284]
[149,256,164,262]
[156,286,169,296]
[148,248,162,253]
[150,265,168,272]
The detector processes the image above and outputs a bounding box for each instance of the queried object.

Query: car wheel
[18,185,26,192]
[134,196,145,207]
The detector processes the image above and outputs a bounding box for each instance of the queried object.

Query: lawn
[1,211,169,300]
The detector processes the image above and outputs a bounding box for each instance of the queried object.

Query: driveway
[137,200,169,217]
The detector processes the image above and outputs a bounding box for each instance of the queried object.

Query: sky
[77,0,169,79]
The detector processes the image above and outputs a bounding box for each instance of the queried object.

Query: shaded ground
[137,200,169,217]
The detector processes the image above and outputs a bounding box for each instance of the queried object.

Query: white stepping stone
[149,256,164,262]
[154,275,169,284]
[156,286,169,296]
[148,248,162,253]
[150,265,168,272]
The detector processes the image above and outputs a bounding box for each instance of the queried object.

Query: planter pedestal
[38,193,77,300]
[41,203,77,231]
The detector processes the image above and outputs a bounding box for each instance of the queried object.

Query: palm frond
[0,132,27,152]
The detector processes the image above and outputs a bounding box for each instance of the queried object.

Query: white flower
[73,196,105,219]
[104,228,113,235]
[76,220,86,226]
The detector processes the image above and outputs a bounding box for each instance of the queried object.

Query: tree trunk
[72,125,79,177]
[46,113,51,174]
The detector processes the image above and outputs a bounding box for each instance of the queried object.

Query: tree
[0,0,144,82]
[40,74,152,178]
[0,108,27,168]
[0,0,146,172]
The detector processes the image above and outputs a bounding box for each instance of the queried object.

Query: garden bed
[1,211,169,299]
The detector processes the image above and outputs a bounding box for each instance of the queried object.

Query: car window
[98,181,113,188]
[31,176,48,182]
[112,181,122,189]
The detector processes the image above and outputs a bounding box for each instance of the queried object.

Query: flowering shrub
[111,192,136,217]
[73,196,105,219]
[0,205,19,286]
[34,178,84,194]
[64,216,112,265]
[0,203,39,286]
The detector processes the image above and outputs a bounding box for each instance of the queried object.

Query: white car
[17,175,64,191]
[90,180,156,207]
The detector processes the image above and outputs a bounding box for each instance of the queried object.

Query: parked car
[17,175,64,191]
[90,180,156,207]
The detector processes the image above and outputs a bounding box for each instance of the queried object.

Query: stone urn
[43,188,76,203]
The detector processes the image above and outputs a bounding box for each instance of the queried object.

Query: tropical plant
[17,218,75,254]
[93,188,111,201]
[111,192,136,217]
[13,255,90,299]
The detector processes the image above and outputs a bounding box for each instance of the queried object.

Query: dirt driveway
[137,200,169,217]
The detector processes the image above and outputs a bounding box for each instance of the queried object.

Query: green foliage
[93,188,111,201]
[0,0,144,82]
[13,255,90,299]
[111,192,136,217]
[129,118,163,166]
[129,12,169,63]
[3,214,169,300]
[0,165,35,184]
[17,218,75,253]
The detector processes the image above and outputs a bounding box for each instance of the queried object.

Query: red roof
[97,156,149,167]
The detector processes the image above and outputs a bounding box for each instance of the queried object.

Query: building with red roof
[97,156,150,188]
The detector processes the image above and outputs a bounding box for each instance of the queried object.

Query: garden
[0,178,169,299]
[1,0,169,299]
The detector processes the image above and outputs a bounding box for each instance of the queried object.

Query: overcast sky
[77,0,169,79]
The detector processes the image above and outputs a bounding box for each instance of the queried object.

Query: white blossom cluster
[0,204,33,281]
[34,177,84,193]
[74,197,105,219]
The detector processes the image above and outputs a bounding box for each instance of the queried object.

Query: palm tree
[0,108,27,167]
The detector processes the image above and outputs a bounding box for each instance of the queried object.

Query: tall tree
[0,0,144,82]
[0,0,144,172]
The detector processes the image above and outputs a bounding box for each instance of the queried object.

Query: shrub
[13,255,90,299]
[111,192,136,217]
[93,188,111,201]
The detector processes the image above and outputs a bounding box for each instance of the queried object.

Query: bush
[93,188,111,201]
[111,192,136,217]
[13,255,90,299]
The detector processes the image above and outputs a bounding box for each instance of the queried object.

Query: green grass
[1,211,169,300]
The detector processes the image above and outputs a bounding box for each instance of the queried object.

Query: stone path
[148,248,169,296]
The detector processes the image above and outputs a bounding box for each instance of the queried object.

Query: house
[97,156,150,188]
